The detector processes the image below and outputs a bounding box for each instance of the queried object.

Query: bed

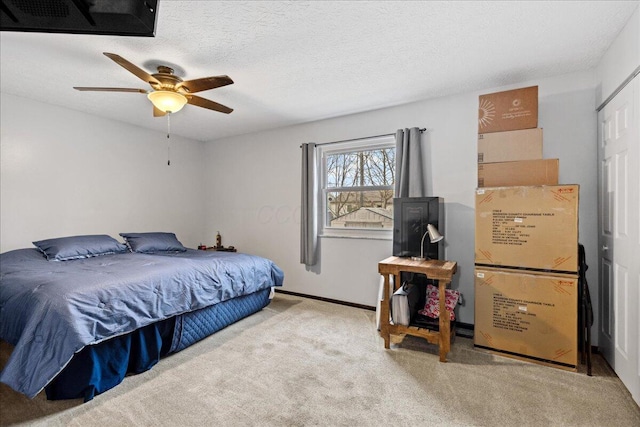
[0,234,284,401]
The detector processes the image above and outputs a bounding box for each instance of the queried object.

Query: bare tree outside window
[363,148,395,208]
[324,146,395,229]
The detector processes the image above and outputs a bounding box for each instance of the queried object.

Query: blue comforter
[0,248,284,398]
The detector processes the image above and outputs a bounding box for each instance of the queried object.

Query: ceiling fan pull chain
[167,113,171,166]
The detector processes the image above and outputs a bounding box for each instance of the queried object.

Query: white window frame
[318,134,395,240]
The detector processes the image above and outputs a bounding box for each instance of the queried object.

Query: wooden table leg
[380,273,391,349]
[438,279,451,362]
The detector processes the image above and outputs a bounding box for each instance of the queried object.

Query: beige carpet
[1,293,639,426]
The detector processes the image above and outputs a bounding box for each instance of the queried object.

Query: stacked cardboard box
[474,267,578,367]
[475,185,579,273]
[477,86,558,187]
[474,86,579,371]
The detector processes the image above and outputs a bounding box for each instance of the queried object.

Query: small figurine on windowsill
[215,231,222,249]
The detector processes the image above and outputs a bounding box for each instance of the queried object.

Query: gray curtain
[395,127,425,197]
[300,143,318,266]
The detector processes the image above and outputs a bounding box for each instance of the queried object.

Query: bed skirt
[45,288,272,401]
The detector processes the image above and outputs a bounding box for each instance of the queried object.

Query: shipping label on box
[478,86,538,133]
[477,158,558,187]
[478,128,543,163]
[474,267,578,367]
[475,185,579,272]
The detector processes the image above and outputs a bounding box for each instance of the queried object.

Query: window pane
[326,152,359,188]
[321,136,395,234]
[326,190,394,228]
[362,148,395,186]
[326,148,395,188]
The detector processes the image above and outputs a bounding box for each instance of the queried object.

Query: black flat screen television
[0,0,158,36]
[392,197,444,260]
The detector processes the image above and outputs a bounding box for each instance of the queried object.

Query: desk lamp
[411,224,443,261]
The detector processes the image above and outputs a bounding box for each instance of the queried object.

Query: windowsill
[320,230,392,241]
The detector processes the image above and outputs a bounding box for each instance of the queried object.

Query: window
[319,135,395,237]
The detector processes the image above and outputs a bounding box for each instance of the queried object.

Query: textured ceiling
[0,1,637,142]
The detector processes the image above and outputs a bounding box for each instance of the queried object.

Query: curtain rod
[313,128,426,147]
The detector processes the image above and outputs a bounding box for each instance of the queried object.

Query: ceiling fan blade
[176,75,234,93]
[186,95,233,114]
[153,106,167,117]
[74,87,148,93]
[103,52,160,86]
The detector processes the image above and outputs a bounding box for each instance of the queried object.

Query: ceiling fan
[74,52,234,116]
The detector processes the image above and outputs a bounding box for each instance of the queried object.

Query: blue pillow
[33,235,128,261]
[119,232,187,253]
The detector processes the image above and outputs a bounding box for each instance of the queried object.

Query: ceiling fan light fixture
[74,53,233,115]
[147,90,188,113]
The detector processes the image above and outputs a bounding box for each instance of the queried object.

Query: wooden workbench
[378,256,458,362]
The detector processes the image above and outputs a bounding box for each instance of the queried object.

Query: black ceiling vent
[0,0,158,36]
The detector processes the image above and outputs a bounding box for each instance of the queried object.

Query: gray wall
[202,70,599,339]
[0,93,206,251]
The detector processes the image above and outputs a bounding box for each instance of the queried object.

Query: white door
[598,76,639,405]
